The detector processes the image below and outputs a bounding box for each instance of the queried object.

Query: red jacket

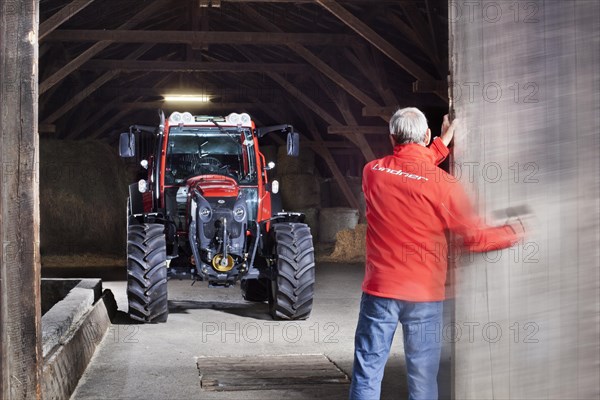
[362,139,519,301]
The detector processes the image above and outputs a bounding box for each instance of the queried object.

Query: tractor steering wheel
[193,156,221,174]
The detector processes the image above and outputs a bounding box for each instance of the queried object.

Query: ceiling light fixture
[163,94,211,103]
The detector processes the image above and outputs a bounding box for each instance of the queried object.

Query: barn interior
[37,0,449,266]
[1,1,598,400]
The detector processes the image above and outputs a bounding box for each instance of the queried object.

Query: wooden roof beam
[117,102,266,111]
[328,125,388,135]
[80,60,307,73]
[315,0,433,82]
[40,0,167,94]
[266,73,341,126]
[239,4,387,120]
[96,86,283,98]
[362,106,397,118]
[39,0,95,40]
[39,123,56,133]
[45,30,359,46]
[85,73,175,140]
[314,74,376,160]
[297,106,361,210]
[42,43,156,124]
[221,0,401,3]
[315,0,447,102]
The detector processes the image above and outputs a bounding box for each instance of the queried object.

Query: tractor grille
[202,198,243,239]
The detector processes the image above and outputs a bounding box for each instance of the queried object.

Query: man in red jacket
[349,108,523,400]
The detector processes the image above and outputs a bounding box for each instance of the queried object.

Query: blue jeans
[349,293,443,400]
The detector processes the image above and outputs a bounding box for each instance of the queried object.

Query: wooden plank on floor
[197,354,350,392]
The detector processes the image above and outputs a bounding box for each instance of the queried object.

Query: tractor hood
[186,175,240,198]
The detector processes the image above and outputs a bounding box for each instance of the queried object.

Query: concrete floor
[69,263,410,400]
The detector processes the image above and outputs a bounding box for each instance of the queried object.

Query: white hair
[389,107,429,144]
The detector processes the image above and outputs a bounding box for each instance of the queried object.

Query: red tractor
[119,111,315,323]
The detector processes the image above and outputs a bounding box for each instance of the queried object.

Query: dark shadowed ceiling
[39,0,449,196]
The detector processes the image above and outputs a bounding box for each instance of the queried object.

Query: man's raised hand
[440,114,458,146]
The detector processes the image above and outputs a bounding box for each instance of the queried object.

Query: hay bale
[328,176,363,207]
[323,223,367,263]
[280,174,321,210]
[276,145,316,175]
[318,207,360,243]
[298,208,319,241]
[40,139,130,257]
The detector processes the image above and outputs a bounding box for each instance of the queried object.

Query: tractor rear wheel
[269,223,315,320]
[241,279,269,302]
[127,223,168,323]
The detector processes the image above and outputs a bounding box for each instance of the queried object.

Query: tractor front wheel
[269,223,315,320]
[127,223,168,323]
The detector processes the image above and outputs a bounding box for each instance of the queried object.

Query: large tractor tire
[241,278,270,302]
[127,223,168,323]
[269,223,315,320]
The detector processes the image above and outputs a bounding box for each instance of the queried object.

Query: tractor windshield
[165,127,257,185]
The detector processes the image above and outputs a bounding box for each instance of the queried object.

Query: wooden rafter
[95,86,284,98]
[362,106,397,118]
[315,0,433,82]
[221,0,400,2]
[88,108,132,140]
[43,43,156,124]
[342,47,397,115]
[45,30,359,46]
[297,106,360,210]
[115,102,264,111]
[396,4,442,73]
[315,0,447,102]
[313,74,376,160]
[39,0,95,40]
[80,60,308,74]
[239,4,388,120]
[85,73,176,140]
[328,125,388,135]
[39,0,167,94]
[65,100,122,140]
[349,45,399,108]
[267,73,341,126]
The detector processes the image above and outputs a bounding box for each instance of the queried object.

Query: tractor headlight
[227,113,241,125]
[182,112,193,124]
[138,179,148,193]
[169,112,182,124]
[240,113,251,126]
[271,180,279,194]
[233,206,246,222]
[199,207,212,222]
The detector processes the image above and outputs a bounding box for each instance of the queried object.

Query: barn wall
[449,1,599,398]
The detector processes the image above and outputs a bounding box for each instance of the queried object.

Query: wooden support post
[0,0,43,398]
